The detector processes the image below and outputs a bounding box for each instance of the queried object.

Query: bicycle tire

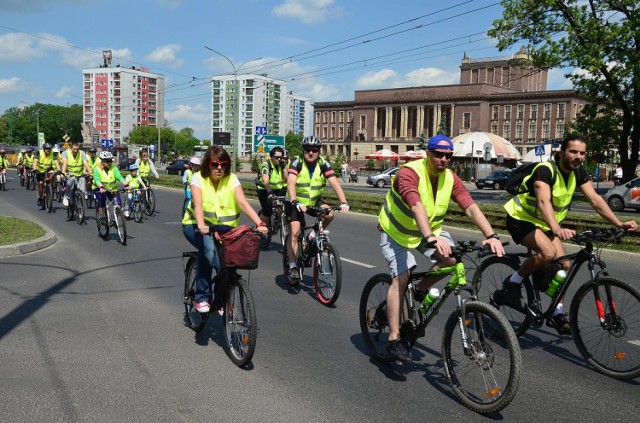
[570,277,640,380]
[75,190,86,225]
[0,174,5,191]
[313,241,342,306]
[44,184,53,213]
[134,200,144,223]
[144,189,155,216]
[19,173,24,186]
[222,274,257,367]
[86,191,94,209]
[183,258,207,332]
[282,233,292,284]
[472,255,534,336]
[66,197,74,221]
[96,207,109,238]
[26,174,33,190]
[56,182,63,202]
[258,211,272,249]
[359,273,411,363]
[182,197,188,219]
[279,212,288,248]
[115,206,127,245]
[442,301,522,414]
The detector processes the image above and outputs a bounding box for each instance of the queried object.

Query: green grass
[0,216,46,246]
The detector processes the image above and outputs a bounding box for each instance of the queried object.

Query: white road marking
[341,257,376,268]
[628,340,640,347]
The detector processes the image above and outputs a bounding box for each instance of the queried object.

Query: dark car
[475,170,511,190]
[118,158,136,171]
[166,159,190,176]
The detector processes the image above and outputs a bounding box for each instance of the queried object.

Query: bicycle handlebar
[571,228,626,244]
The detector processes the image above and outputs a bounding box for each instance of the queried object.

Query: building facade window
[556,123,565,137]
[558,103,566,119]
[463,112,471,129]
[528,122,537,140]
[530,104,538,119]
[542,122,550,139]
[503,122,511,140]
[516,123,523,140]
[504,105,512,120]
[360,115,366,130]
[544,103,551,119]
[491,123,498,134]
[517,104,525,120]
[492,105,499,120]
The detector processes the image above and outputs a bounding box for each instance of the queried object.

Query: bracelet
[257,222,267,227]
[486,233,500,240]
[424,233,436,241]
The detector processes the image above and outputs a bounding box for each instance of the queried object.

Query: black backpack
[505,161,557,196]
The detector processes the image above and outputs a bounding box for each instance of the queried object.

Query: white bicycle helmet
[129,163,139,171]
[189,157,201,166]
[21,148,26,153]
[301,136,322,147]
[99,151,113,160]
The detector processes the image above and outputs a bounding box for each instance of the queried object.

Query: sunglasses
[431,151,453,159]
[304,148,320,153]
[272,156,283,160]
[104,160,113,164]
[210,161,229,169]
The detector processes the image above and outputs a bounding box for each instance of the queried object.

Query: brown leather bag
[216,225,261,270]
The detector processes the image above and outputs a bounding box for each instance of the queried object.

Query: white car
[603,176,640,212]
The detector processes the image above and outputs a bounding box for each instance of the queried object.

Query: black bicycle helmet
[42,143,52,149]
[301,136,322,147]
[88,147,97,153]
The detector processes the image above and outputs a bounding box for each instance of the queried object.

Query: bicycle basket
[216,225,261,270]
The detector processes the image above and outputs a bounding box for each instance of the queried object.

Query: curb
[0,224,57,258]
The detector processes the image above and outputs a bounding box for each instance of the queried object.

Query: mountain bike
[17,165,25,186]
[95,189,127,245]
[125,188,145,223]
[473,228,640,380]
[360,241,522,414]
[0,170,6,191]
[85,175,95,209]
[182,237,258,367]
[52,174,65,203]
[65,175,88,225]
[282,205,342,306]
[259,195,287,249]
[141,178,155,216]
[41,170,56,213]
[26,169,36,191]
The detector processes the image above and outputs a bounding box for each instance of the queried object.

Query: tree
[416,132,427,150]
[285,131,303,158]
[489,0,640,183]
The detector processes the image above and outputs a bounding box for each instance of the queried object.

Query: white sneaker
[195,301,210,313]
[124,210,130,218]
[62,197,69,207]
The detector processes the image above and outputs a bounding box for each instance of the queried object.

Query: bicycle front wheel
[44,184,53,212]
[144,189,155,216]
[133,200,144,223]
[359,273,411,362]
[570,277,640,380]
[223,274,257,367]
[472,256,534,336]
[74,191,86,225]
[442,301,522,414]
[115,207,127,245]
[183,258,207,332]
[96,207,109,238]
[313,241,342,306]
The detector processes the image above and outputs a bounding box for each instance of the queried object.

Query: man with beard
[495,134,637,335]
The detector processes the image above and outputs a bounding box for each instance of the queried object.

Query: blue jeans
[183,224,220,303]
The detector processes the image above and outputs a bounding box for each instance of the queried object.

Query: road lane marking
[629,340,640,347]
[341,257,376,268]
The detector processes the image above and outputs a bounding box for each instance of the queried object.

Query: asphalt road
[1,171,639,422]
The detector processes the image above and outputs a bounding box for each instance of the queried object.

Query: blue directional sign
[255,126,267,135]
[534,145,546,156]
[101,139,114,148]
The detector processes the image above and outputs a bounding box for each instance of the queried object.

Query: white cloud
[166,103,211,138]
[60,48,133,69]
[145,44,184,68]
[356,69,398,88]
[0,33,47,62]
[403,67,458,87]
[272,0,340,24]
[0,77,29,94]
[54,86,75,98]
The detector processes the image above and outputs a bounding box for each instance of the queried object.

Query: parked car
[366,167,400,188]
[603,176,640,212]
[166,159,190,176]
[475,170,511,190]
[118,158,136,171]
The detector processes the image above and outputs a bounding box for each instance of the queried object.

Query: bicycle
[40,170,56,213]
[124,188,145,223]
[473,228,640,380]
[0,170,6,191]
[141,178,156,216]
[84,175,95,209]
[259,195,288,249]
[17,165,25,186]
[182,231,258,367]
[25,169,36,191]
[65,174,89,225]
[95,189,127,245]
[52,174,65,203]
[360,241,522,414]
[282,205,343,306]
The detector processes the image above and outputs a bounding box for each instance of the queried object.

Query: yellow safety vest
[93,166,119,190]
[137,159,151,178]
[295,157,326,206]
[257,159,285,191]
[36,150,56,172]
[378,160,454,249]
[126,174,141,189]
[182,172,240,227]
[0,156,7,168]
[65,150,84,176]
[16,153,24,166]
[24,154,35,167]
[504,162,574,231]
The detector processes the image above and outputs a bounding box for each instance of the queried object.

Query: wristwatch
[486,233,500,240]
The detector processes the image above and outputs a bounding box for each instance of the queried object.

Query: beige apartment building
[314,48,588,160]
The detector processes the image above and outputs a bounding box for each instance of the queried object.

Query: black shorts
[506,215,555,245]
[285,199,326,225]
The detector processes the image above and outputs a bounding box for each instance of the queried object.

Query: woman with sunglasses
[256,146,288,229]
[378,134,504,363]
[182,146,268,313]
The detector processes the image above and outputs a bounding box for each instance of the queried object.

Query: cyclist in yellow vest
[123,163,147,218]
[0,149,8,184]
[182,146,267,313]
[61,141,92,210]
[256,146,288,228]
[378,134,504,363]
[135,151,159,181]
[86,147,99,169]
[16,149,25,181]
[92,151,129,225]
[33,143,61,208]
[496,135,637,335]
[285,136,350,284]
[182,157,201,206]
[23,147,36,182]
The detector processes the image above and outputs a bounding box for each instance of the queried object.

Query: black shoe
[493,277,524,310]
[547,313,572,336]
[387,339,411,364]
[287,267,301,286]
[36,198,42,207]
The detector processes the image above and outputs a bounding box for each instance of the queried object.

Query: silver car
[366,167,400,188]
[603,176,640,211]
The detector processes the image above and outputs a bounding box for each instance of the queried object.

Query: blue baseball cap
[427,134,454,151]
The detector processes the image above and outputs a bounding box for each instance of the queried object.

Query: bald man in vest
[378,134,504,363]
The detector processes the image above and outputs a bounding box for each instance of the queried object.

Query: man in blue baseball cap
[377,134,504,363]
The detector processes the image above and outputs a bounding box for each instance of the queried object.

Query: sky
[0,0,574,140]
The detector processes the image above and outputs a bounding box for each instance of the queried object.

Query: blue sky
[0,0,573,140]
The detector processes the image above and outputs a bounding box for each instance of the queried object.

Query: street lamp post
[204,46,262,172]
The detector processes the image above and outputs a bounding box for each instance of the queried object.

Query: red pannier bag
[216,225,261,270]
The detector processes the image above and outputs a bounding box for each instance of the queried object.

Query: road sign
[534,145,546,156]
[483,152,492,161]
[63,134,70,143]
[253,135,284,154]
[213,131,231,146]
[101,139,113,148]
[483,142,492,152]
[255,126,267,135]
